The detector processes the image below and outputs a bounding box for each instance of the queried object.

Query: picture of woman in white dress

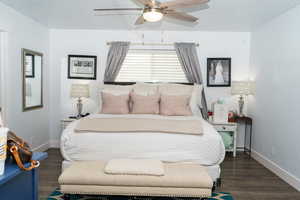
[207,58,231,87]
[214,61,225,84]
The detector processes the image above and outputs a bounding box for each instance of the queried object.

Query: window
[116,49,188,83]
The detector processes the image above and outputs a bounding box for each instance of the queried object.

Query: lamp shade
[231,81,255,95]
[70,84,90,98]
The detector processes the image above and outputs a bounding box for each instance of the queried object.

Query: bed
[60,83,225,183]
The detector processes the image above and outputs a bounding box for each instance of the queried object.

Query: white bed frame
[60,82,222,188]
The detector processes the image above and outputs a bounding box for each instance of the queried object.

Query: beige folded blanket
[75,117,203,135]
[105,159,164,176]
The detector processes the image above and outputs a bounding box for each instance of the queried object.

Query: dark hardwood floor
[39,149,300,200]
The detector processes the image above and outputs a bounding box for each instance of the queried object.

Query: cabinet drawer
[214,125,236,132]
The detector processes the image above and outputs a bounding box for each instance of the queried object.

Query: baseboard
[32,142,50,152]
[50,140,60,148]
[251,150,300,191]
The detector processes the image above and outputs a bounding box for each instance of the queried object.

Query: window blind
[116,49,188,83]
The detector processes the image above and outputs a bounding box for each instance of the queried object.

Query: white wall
[0,32,4,113]
[49,29,251,146]
[249,5,300,190]
[0,2,50,150]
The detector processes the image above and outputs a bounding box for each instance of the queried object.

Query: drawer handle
[222,126,226,130]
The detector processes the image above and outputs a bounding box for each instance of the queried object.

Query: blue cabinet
[0,152,48,200]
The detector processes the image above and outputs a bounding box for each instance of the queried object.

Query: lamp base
[76,98,83,119]
[238,95,245,117]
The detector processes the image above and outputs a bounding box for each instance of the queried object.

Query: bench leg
[212,178,222,192]
[63,194,71,200]
[216,178,222,187]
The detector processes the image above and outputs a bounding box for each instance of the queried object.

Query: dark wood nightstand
[236,116,253,156]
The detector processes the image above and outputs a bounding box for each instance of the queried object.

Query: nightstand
[212,122,238,157]
[61,118,76,130]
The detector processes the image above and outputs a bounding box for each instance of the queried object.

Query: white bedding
[60,114,225,166]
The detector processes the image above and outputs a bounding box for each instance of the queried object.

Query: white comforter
[61,114,225,166]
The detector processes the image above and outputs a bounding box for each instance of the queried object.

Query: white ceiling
[1,0,300,31]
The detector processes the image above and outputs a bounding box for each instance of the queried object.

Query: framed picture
[68,55,97,80]
[25,53,35,78]
[207,58,231,87]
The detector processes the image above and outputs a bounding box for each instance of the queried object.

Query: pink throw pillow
[101,92,130,114]
[160,95,192,116]
[130,93,160,114]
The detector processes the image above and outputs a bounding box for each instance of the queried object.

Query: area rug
[47,189,233,200]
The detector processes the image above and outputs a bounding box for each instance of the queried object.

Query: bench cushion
[59,161,213,197]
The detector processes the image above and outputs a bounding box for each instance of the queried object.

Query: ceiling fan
[94,0,209,25]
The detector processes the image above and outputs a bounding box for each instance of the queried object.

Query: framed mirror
[22,48,43,111]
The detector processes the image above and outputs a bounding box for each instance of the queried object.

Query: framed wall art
[207,58,231,87]
[68,55,97,80]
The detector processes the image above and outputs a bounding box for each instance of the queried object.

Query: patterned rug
[47,189,233,200]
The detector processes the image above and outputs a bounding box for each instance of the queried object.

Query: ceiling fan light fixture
[143,8,163,22]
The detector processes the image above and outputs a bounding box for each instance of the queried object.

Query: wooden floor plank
[39,149,300,200]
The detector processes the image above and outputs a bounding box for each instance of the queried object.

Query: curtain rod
[106,42,200,47]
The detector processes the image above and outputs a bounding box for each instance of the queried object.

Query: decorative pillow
[159,83,202,116]
[130,92,160,114]
[160,95,192,116]
[101,92,130,114]
[99,84,133,113]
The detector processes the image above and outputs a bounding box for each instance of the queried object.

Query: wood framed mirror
[22,48,43,111]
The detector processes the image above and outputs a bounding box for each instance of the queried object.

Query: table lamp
[70,84,90,119]
[231,81,255,116]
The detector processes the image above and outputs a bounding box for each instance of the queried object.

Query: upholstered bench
[58,161,213,199]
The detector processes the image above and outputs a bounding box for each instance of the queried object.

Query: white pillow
[101,84,133,95]
[190,84,203,117]
[133,83,158,96]
[158,83,193,95]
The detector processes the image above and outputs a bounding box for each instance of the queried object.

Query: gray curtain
[104,41,130,81]
[174,42,209,120]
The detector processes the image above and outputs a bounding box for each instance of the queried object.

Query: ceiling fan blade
[94,8,143,11]
[95,13,140,16]
[160,0,209,9]
[134,0,160,7]
[135,15,145,25]
[165,11,198,22]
